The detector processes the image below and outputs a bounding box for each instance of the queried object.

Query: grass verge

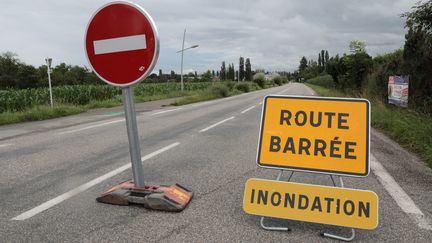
[0,91,193,126]
[306,83,432,168]
[0,105,86,125]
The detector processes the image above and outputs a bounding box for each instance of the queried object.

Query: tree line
[220,57,253,81]
[296,1,432,114]
[0,52,258,89]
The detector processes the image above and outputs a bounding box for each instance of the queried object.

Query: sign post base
[96,181,193,212]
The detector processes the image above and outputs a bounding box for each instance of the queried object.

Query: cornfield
[0,82,212,113]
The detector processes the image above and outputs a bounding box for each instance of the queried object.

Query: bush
[224,80,235,91]
[273,76,283,86]
[305,74,335,88]
[235,83,250,93]
[209,84,229,97]
[253,73,265,88]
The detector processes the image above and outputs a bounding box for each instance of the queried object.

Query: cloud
[0,0,417,73]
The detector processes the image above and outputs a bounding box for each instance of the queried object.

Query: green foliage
[0,82,213,113]
[253,73,265,88]
[273,75,283,86]
[400,0,432,113]
[306,74,335,88]
[235,82,250,93]
[210,84,229,97]
[239,57,245,81]
[220,61,226,80]
[224,80,235,91]
[349,40,366,54]
[299,56,308,72]
[339,52,373,89]
[0,105,85,125]
[245,58,252,81]
[365,49,404,102]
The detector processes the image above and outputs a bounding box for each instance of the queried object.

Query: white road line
[276,88,290,94]
[371,154,432,230]
[241,105,256,114]
[58,119,124,135]
[258,102,263,105]
[0,143,13,148]
[199,116,235,133]
[150,107,183,116]
[11,142,180,221]
[94,34,146,55]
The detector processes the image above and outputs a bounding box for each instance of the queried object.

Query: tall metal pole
[122,86,145,187]
[46,58,53,108]
[180,28,186,92]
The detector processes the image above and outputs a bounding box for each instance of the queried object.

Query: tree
[245,58,252,81]
[228,63,235,80]
[401,0,432,112]
[0,52,20,88]
[299,56,308,72]
[201,70,212,82]
[325,50,329,64]
[239,57,245,81]
[212,70,215,77]
[159,69,162,77]
[349,40,366,54]
[318,53,322,66]
[321,50,326,65]
[220,61,226,80]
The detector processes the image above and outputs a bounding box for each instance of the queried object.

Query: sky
[0,0,418,73]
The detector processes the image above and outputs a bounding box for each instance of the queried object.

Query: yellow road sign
[257,95,370,176]
[243,178,379,230]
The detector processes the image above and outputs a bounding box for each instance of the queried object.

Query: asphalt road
[1,83,432,242]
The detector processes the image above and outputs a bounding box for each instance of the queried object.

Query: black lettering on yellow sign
[250,189,370,218]
[257,96,370,176]
[280,110,350,129]
[269,136,357,159]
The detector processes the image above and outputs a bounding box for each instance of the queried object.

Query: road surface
[1,83,432,242]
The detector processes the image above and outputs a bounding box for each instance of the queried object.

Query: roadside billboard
[388,75,409,107]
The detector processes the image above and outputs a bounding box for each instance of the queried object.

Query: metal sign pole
[122,86,145,187]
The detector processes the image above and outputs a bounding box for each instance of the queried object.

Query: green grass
[0,81,266,125]
[0,105,86,125]
[172,82,260,106]
[306,83,432,167]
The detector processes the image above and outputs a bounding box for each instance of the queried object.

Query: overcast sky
[0,0,417,73]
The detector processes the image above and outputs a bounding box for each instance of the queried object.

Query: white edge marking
[199,116,235,133]
[150,107,183,116]
[0,143,13,148]
[11,142,180,221]
[241,105,256,114]
[58,119,124,135]
[94,34,146,55]
[371,154,432,230]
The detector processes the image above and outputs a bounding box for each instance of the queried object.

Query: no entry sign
[85,1,159,86]
[257,95,370,177]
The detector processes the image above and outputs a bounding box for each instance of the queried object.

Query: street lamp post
[45,57,53,108]
[177,28,198,91]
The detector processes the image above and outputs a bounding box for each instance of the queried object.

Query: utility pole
[45,57,53,108]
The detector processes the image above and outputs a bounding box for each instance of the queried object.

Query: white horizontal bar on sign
[94,34,147,55]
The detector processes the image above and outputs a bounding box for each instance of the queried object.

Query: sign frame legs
[259,171,356,242]
[322,175,356,241]
[122,86,145,187]
[259,170,293,232]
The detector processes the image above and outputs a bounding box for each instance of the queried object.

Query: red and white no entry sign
[85,1,159,86]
